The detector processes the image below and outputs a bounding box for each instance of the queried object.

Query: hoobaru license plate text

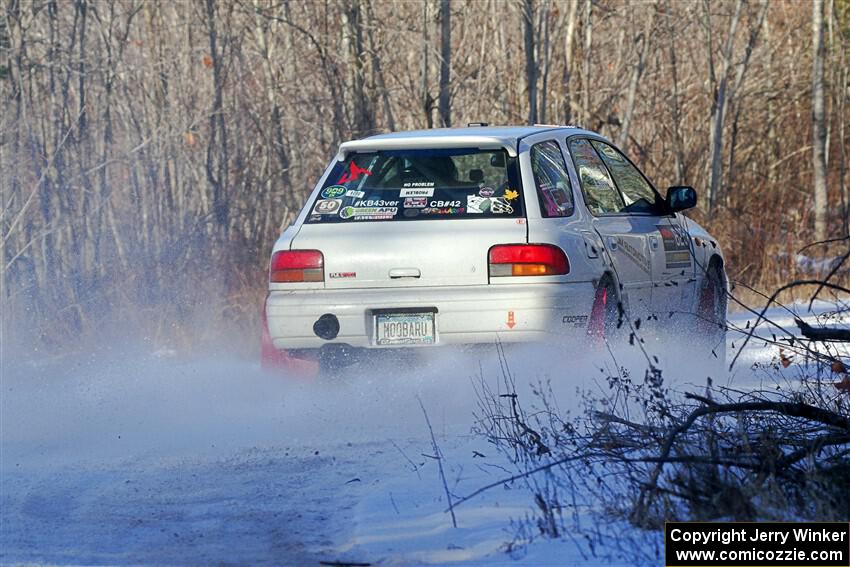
[375,312,435,346]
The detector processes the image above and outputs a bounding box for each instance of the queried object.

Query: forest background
[1,0,848,353]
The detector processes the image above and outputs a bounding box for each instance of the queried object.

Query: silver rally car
[262,125,727,373]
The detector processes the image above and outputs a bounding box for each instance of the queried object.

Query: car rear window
[305,148,524,223]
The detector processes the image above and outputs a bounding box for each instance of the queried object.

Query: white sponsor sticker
[313,198,342,215]
[345,189,365,198]
[490,197,514,214]
[403,197,428,208]
[467,194,489,213]
[399,187,435,197]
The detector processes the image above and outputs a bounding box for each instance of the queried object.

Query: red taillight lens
[488,244,569,277]
[269,250,324,282]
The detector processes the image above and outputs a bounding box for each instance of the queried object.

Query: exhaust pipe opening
[313,313,340,340]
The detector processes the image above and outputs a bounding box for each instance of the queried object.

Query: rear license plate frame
[373,309,437,346]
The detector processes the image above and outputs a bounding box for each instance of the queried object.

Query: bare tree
[522,0,537,124]
[559,0,579,124]
[581,0,592,127]
[616,6,654,148]
[341,0,374,137]
[437,0,451,127]
[0,0,844,349]
[204,0,230,236]
[812,0,829,241]
[705,0,743,212]
[420,0,434,128]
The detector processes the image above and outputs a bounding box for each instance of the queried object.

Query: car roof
[337,125,600,158]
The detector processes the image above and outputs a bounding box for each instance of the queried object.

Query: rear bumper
[265,282,596,350]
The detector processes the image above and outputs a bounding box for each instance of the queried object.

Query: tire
[587,277,621,345]
[261,305,320,377]
[696,262,728,373]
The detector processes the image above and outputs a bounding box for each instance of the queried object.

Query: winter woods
[1,0,848,347]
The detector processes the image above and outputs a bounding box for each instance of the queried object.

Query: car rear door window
[530,140,574,217]
[567,138,624,215]
[305,148,523,223]
[590,140,661,214]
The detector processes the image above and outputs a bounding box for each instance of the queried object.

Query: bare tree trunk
[825,0,847,234]
[560,0,579,124]
[522,0,537,124]
[581,0,592,127]
[724,0,768,205]
[838,31,849,234]
[204,0,229,236]
[765,14,778,187]
[665,0,686,183]
[421,0,433,128]
[539,0,552,124]
[437,0,451,127]
[341,0,373,137]
[706,0,743,212]
[812,0,828,240]
[364,0,395,131]
[616,8,652,148]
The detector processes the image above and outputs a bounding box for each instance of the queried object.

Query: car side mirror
[666,186,697,213]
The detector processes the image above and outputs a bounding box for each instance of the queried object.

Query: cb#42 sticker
[313,198,342,215]
[429,200,461,208]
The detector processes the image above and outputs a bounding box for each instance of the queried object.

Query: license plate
[375,312,435,346]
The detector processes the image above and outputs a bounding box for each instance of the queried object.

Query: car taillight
[488,244,569,277]
[269,250,324,283]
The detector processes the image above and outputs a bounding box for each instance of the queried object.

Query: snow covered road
[2,302,846,565]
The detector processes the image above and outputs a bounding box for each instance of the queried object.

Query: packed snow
[1,301,846,565]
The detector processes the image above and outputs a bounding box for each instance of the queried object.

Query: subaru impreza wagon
[261,125,727,374]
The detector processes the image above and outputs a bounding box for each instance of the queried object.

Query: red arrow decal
[338,162,372,183]
[506,311,516,329]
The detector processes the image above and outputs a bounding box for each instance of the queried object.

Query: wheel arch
[706,254,728,290]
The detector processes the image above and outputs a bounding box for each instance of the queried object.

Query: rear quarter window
[530,140,574,218]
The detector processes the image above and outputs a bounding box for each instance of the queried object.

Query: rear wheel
[261,305,320,377]
[697,263,727,338]
[587,277,621,345]
[696,262,728,373]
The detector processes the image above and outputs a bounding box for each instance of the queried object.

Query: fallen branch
[730,279,850,370]
[632,396,850,521]
[796,318,850,342]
